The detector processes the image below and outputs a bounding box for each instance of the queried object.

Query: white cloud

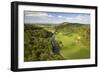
[25,11,90,24]
[48,15,54,17]
[65,14,90,24]
[25,11,48,17]
[58,15,63,18]
[66,17,73,20]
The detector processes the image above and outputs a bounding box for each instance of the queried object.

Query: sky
[24,11,90,24]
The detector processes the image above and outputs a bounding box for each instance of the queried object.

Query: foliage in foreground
[24,24,64,61]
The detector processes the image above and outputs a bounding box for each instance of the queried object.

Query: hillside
[24,22,90,62]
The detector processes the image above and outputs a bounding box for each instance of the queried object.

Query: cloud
[24,11,55,24]
[58,15,63,18]
[24,11,90,24]
[65,14,90,24]
[25,11,48,17]
[48,15,54,17]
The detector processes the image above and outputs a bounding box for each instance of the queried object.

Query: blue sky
[24,11,90,24]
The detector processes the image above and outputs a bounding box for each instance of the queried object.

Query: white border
[18,5,95,68]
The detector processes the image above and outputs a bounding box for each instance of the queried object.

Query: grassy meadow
[24,22,90,62]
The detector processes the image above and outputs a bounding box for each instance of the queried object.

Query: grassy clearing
[55,31,90,59]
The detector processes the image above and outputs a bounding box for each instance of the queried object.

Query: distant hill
[24,22,89,28]
[61,22,69,25]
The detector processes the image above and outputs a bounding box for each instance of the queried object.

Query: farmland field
[24,22,90,62]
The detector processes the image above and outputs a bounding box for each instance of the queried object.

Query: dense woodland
[24,24,64,61]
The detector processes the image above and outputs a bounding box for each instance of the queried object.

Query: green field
[24,22,90,62]
[56,32,90,59]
